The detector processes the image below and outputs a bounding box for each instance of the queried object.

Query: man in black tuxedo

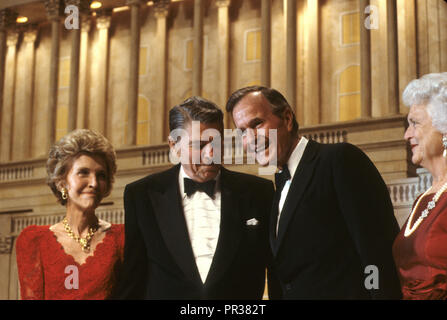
[226,86,402,299]
[114,96,274,299]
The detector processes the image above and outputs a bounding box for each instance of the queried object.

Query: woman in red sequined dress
[16,129,124,300]
[393,72,447,300]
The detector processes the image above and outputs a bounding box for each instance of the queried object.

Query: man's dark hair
[169,96,224,132]
[225,86,299,135]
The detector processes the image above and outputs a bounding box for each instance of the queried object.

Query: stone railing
[387,168,432,207]
[302,130,348,144]
[10,207,125,235]
[0,120,362,184]
[0,158,45,183]
[142,147,170,166]
[0,165,34,181]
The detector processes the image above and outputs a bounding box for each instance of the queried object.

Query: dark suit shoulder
[314,141,369,163]
[125,165,179,192]
[316,141,360,154]
[222,167,274,189]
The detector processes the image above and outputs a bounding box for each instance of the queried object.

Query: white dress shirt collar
[282,136,309,179]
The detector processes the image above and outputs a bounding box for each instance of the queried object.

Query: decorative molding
[44,0,63,21]
[0,236,13,254]
[96,9,112,30]
[215,0,230,8]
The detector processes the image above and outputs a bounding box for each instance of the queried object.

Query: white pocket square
[246,218,259,226]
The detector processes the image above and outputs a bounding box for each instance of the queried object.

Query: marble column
[13,27,38,160]
[192,0,204,96]
[0,29,18,162]
[77,15,91,129]
[65,0,90,131]
[386,0,399,115]
[0,10,8,139]
[93,9,111,135]
[44,0,62,150]
[396,0,417,112]
[286,0,296,109]
[359,0,372,118]
[216,0,230,127]
[304,0,320,125]
[154,0,169,142]
[127,0,144,145]
[261,0,271,87]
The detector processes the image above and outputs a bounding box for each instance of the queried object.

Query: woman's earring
[443,135,447,158]
[61,188,68,200]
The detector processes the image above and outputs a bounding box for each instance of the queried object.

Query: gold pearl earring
[61,188,68,200]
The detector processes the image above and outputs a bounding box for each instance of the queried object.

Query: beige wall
[1,0,447,162]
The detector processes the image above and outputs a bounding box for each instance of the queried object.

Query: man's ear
[283,109,294,132]
[168,136,176,149]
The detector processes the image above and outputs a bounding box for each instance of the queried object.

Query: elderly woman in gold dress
[393,72,447,299]
[16,129,124,299]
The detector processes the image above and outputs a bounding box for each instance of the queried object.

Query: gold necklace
[62,217,99,252]
[404,181,447,237]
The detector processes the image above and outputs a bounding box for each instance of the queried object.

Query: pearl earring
[443,135,447,158]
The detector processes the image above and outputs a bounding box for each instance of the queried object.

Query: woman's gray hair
[403,72,447,133]
[46,129,117,205]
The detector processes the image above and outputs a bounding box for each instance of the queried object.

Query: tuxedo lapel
[271,140,320,256]
[205,168,244,286]
[149,165,202,284]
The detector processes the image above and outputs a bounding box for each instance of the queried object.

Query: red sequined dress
[393,192,447,300]
[16,224,124,300]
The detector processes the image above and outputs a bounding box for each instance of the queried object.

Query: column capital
[45,0,63,21]
[81,14,92,32]
[154,0,170,18]
[65,0,92,13]
[6,29,19,47]
[215,0,230,8]
[0,9,19,31]
[0,10,5,31]
[23,25,38,43]
[96,9,112,30]
[126,0,146,6]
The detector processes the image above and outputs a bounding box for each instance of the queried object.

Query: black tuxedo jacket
[113,164,274,299]
[268,140,402,299]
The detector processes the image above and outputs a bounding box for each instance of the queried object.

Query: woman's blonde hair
[46,129,117,205]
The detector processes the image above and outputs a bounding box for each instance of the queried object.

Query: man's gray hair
[403,72,447,133]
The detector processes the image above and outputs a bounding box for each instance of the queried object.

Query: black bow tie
[274,165,291,193]
[184,178,216,199]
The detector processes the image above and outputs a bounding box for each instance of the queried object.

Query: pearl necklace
[404,181,447,237]
[62,217,99,252]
